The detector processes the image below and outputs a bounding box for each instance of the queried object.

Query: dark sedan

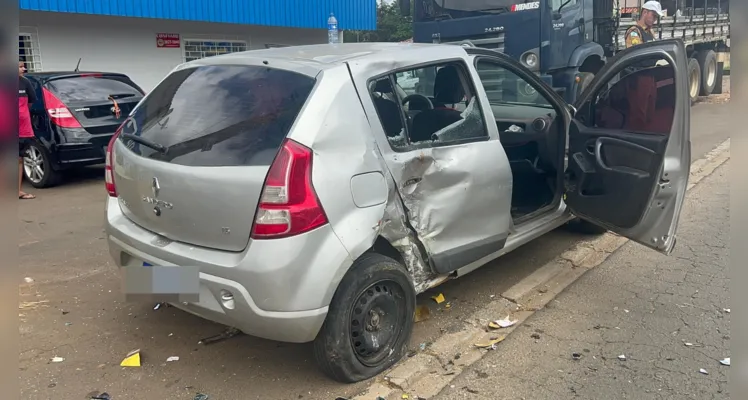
[23,71,144,187]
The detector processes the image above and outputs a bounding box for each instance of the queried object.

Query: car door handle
[594,137,652,178]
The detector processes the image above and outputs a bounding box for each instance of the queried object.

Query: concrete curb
[352,138,730,400]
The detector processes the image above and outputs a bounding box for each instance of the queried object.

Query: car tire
[565,218,607,235]
[22,140,61,189]
[313,252,415,383]
[696,50,717,96]
[687,58,701,105]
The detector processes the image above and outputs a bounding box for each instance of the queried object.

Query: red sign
[156,33,180,48]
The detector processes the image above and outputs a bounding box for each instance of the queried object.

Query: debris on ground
[431,293,445,304]
[19,300,49,310]
[120,349,141,367]
[572,353,582,360]
[198,327,241,345]
[90,393,111,400]
[50,357,65,363]
[166,356,179,362]
[193,394,209,400]
[530,333,541,340]
[24,277,34,283]
[699,368,709,375]
[153,303,163,310]
[723,308,730,313]
[463,386,479,394]
[719,358,730,366]
[419,343,426,351]
[415,305,431,322]
[444,302,452,309]
[65,322,72,326]
[685,342,693,347]
[617,355,627,361]
[488,317,517,329]
[474,335,506,349]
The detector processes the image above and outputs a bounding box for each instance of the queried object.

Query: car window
[119,65,316,167]
[370,61,489,150]
[549,0,578,9]
[475,59,554,110]
[45,76,143,103]
[591,58,676,135]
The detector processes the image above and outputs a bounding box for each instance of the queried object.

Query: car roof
[181,43,468,76]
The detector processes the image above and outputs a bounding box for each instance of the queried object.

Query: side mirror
[399,0,412,17]
[552,12,563,20]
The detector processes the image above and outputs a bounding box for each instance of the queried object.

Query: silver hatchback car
[106,41,690,382]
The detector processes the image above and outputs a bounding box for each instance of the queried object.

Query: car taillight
[251,139,328,239]
[105,127,121,197]
[42,88,82,128]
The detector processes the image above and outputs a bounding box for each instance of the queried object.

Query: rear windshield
[119,65,316,167]
[46,76,143,103]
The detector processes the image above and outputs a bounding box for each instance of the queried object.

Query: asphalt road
[434,161,730,400]
[18,100,732,400]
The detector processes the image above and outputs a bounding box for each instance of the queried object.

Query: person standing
[624,1,664,49]
[622,1,665,132]
[18,60,36,199]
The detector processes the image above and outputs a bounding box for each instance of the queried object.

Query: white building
[19,0,376,91]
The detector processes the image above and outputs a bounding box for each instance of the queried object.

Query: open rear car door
[565,39,691,254]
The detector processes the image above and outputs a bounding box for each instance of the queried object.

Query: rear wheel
[687,58,701,105]
[23,141,60,189]
[696,50,718,96]
[313,253,415,383]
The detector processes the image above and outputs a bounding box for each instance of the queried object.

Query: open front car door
[565,39,691,254]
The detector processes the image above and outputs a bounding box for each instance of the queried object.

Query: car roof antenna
[74,58,82,72]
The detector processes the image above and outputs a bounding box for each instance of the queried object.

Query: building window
[183,39,247,62]
[19,31,42,72]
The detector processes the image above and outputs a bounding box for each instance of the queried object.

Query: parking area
[19,96,731,399]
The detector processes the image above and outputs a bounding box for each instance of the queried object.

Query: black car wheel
[314,252,415,383]
[23,141,60,188]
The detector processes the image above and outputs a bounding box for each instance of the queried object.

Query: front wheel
[23,140,60,188]
[313,253,415,383]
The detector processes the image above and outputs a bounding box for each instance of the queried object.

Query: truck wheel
[687,58,701,105]
[696,50,718,96]
[313,252,415,383]
[576,72,595,100]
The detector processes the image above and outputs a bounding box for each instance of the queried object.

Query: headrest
[434,65,465,104]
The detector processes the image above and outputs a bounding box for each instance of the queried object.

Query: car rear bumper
[56,142,107,165]
[105,197,354,343]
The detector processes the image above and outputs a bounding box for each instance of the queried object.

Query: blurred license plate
[123,263,199,303]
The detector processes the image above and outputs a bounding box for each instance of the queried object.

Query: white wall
[20,10,328,91]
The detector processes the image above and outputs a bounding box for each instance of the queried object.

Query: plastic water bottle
[327,13,339,44]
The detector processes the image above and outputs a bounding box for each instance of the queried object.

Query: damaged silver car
[105,40,691,382]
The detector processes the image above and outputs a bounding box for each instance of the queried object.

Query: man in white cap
[625,1,665,48]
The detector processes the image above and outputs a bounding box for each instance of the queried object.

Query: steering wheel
[402,94,434,111]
